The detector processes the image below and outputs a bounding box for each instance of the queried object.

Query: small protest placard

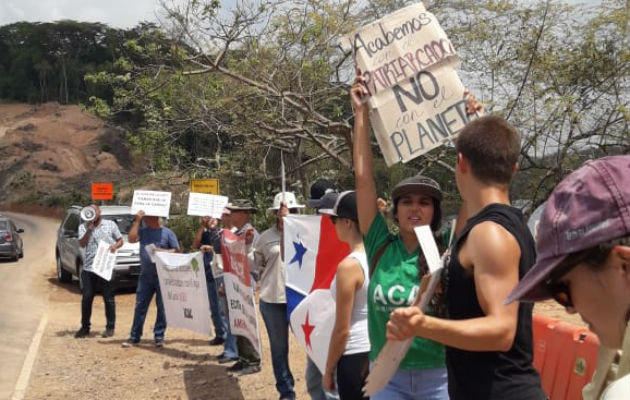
[221,230,263,360]
[187,193,229,218]
[91,240,116,281]
[155,251,211,336]
[340,2,471,166]
[131,190,171,217]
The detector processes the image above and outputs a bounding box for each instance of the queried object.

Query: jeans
[80,270,115,330]
[307,356,339,400]
[260,301,295,399]
[129,265,166,341]
[206,278,226,339]
[370,366,448,400]
[219,280,238,359]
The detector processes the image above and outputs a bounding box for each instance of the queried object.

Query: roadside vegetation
[0,0,628,219]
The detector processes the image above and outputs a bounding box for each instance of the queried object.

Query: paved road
[0,212,59,400]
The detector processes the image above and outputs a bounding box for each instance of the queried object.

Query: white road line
[11,313,48,400]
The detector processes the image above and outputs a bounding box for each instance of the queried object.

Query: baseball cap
[392,174,442,203]
[319,191,358,222]
[506,155,630,303]
[308,179,336,208]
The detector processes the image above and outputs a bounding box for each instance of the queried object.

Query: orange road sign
[92,182,114,200]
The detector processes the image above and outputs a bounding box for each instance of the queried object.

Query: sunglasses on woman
[545,279,573,309]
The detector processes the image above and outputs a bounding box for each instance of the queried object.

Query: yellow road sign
[190,178,220,194]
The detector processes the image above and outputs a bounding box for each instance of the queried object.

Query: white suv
[55,205,141,291]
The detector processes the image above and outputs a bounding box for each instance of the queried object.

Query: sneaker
[238,364,261,376]
[209,337,225,346]
[74,327,89,338]
[226,360,245,372]
[101,328,115,338]
[155,339,164,348]
[121,339,139,348]
[218,354,238,364]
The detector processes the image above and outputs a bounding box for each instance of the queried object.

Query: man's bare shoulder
[467,221,520,273]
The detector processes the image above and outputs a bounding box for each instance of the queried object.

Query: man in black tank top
[386,115,545,399]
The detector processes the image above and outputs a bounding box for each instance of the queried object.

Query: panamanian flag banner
[283,214,349,373]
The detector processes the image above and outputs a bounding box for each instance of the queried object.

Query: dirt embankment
[0,102,142,205]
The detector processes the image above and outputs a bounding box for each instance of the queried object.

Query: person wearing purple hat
[506,155,630,399]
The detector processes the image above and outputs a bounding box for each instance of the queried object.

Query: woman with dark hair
[321,190,371,400]
[507,155,630,399]
[351,72,448,399]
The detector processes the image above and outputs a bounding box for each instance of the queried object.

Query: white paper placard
[155,251,212,336]
[186,193,229,218]
[91,240,116,281]
[131,190,171,217]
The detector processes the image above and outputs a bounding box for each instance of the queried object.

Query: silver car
[55,206,141,291]
[0,216,24,261]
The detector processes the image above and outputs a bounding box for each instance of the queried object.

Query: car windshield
[103,215,134,234]
[0,220,8,231]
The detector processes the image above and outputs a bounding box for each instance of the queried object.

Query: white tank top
[330,250,370,354]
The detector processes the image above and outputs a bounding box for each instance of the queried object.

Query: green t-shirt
[364,213,445,369]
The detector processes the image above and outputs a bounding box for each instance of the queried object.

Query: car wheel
[76,261,84,293]
[56,255,72,283]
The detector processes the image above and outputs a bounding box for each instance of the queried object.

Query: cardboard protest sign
[339,2,457,96]
[221,230,262,359]
[91,240,116,281]
[155,251,211,336]
[340,2,471,166]
[131,190,171,217]
[187,192,229,219]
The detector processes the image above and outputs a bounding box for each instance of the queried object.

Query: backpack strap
[369,240,392,278]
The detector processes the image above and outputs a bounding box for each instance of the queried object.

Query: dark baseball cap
[308,179,336,207]
[314,191,339,212]
[506,155,630,304]
[392,174,442,202]
[319,191,358,222]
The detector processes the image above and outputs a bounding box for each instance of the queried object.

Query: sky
[0,0,165,29]
[0,0,601,29]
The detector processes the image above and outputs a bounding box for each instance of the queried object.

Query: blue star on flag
[290,240,307,269]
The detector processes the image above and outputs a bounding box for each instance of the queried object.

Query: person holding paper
[122,210,180,348]
[74,204,123,339]
[192,216,227,346]
[386,116,545,400]
[320,191,370,400]
[351,71,448,399]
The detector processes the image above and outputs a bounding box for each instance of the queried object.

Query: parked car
[0,215,24,261]
[56,206,141,290]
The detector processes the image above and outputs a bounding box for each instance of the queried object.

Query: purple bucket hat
[506,155,630,304]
